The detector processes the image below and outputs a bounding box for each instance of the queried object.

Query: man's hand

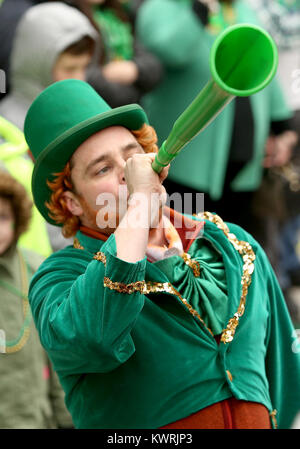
[264,131,298,168]
[115,154,169,263]
[125,152,169,197]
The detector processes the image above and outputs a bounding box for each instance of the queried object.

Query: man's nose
[117,159,126,184]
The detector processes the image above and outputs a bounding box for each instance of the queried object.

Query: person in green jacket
[24,79,300,429]
[0,169,73,428]
[135,0,298,233]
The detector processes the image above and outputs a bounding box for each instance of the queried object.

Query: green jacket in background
[0,116,52,257]
[0,245,73,428]
[136,0,292,200]
[28,213,300,429]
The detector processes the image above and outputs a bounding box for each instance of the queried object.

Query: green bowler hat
[24,79,148,225]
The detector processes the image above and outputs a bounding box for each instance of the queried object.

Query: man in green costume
[25,79,300,429]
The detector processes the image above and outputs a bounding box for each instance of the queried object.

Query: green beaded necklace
[0,249,32,354]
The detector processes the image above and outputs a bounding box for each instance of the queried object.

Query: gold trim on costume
[196,212,256,344]
[73,238,84,250]
[103,277,214,336]
[270,409,278,429]
[73,211,255,344]
[94,252,107,266]
[181,252,201,277]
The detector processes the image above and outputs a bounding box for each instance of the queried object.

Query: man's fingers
[159,164,170,183]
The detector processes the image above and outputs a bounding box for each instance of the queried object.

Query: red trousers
[160,398,272,429]
[161,333,272,430]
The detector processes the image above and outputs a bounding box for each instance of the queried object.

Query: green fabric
[93,8,133,61]
[28,215,300,429]
[0,245,73,428]
[0,116,52,257]
[154,237,228,335]
[23,79,148,225]
[136,0,292,199]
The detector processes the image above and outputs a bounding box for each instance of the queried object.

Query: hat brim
[32,103,148,225]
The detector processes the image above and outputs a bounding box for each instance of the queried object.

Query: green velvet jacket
[28,212,300,429]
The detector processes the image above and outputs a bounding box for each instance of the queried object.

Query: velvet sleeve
[28,234,147,375]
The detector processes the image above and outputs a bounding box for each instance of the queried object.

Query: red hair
[46,123,159,238]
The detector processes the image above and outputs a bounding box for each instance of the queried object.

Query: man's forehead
[70,126,140,167]
[77,126,135,150]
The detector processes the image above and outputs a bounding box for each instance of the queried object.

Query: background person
[0,115,52,257]
[0,1,97,130]
[0,169,73,429]
[135,0,297,241]
[0,1,97,252]
[68,0,163,107]
[247,0,300,328]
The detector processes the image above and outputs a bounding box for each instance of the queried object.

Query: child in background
[0,169,73,428]
[0,1,97,252]
[0,1,97,131]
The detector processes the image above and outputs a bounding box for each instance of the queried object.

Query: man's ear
[63,191,83,217]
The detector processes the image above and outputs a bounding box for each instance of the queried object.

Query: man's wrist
[126,190,165,230]
[125,192,153,229]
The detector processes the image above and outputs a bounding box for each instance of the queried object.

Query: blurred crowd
[0,0,299,429]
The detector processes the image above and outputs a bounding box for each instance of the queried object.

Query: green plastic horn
[151,23,278,173]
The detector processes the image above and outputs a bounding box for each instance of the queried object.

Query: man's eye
[97,166,110,175]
